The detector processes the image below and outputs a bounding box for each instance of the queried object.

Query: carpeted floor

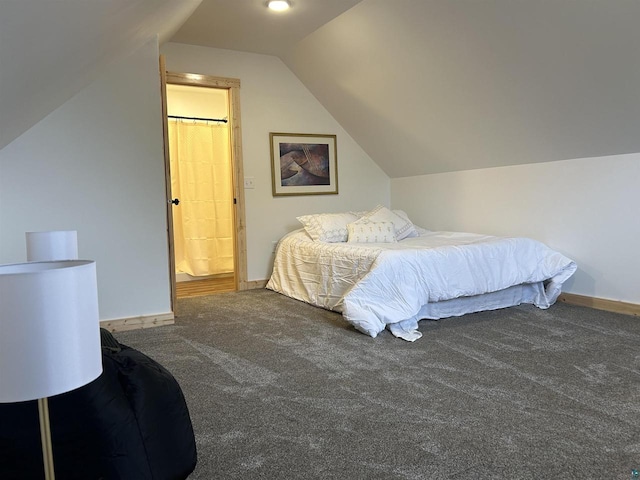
[115,289,640,480]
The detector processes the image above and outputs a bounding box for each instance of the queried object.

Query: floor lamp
[26,230,78,262]
[0,260,103,480]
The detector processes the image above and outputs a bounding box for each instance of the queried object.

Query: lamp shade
[26,231,78,262]
[0,260,102,403]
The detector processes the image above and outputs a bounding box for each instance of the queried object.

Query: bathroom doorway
[161,66,247,308]
[167,83,234,298]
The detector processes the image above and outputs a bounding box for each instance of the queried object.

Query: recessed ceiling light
[267,0,291,12]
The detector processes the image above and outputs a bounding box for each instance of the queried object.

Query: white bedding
[266,229,577,341]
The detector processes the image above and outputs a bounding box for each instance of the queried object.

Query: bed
[266,206,577,341]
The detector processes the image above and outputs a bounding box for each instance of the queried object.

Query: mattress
[266,229,577,341]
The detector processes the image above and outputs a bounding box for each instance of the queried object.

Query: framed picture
[270,133,338,196]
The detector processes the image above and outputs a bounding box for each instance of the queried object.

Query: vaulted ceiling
[0,0,200,150]
[3,0,640,177]
[282,0,640,176]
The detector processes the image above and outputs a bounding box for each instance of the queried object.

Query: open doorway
[160,66,248,309]
[166,84,235,298]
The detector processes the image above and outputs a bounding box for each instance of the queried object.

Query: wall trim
[96,293,638,334]
[100,312,175,332]
[558,293,640,317]
[164,71,247,296]
[246,279,268,290]
[244,283,640,317]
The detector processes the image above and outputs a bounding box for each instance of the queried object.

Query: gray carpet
[115,289,640,479]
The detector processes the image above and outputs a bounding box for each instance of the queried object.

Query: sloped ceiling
[0,0,200,150]
[170,0,363,56]
[4,0,640,178]
[283,0,640,177]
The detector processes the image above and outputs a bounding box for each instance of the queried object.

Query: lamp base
[37,397,55,480]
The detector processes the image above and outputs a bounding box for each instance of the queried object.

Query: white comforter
[266,229,577,341]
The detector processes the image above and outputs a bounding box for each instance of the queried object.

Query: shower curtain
[168,119,234,277]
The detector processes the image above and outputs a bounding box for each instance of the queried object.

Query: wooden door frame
[160,64,248,311]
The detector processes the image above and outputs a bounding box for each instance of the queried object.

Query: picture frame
[270,133,338,196]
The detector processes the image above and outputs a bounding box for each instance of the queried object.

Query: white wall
[161,43,390,281]
[391,154,640,304]
[167,84,227,119]
[0,38,171,321]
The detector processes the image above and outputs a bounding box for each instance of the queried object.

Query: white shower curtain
[168,120,234,277]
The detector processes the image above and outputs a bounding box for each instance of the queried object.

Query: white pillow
[297,212,360,242]
[392,210,419,238]
[360,205,417,240]
[347,220,397,243]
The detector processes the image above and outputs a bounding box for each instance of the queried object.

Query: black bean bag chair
[0,330,197,480]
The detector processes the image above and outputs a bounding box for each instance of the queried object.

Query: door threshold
[176,276,236,298]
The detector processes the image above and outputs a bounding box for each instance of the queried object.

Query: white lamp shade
[0,260,102,403]
[26,231,78,262]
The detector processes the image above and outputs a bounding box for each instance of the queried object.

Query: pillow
[392,210,419,238]
[348,210,368,218]
[360,205,417,241]
[347,221,397,243]
[297,212,360,242]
